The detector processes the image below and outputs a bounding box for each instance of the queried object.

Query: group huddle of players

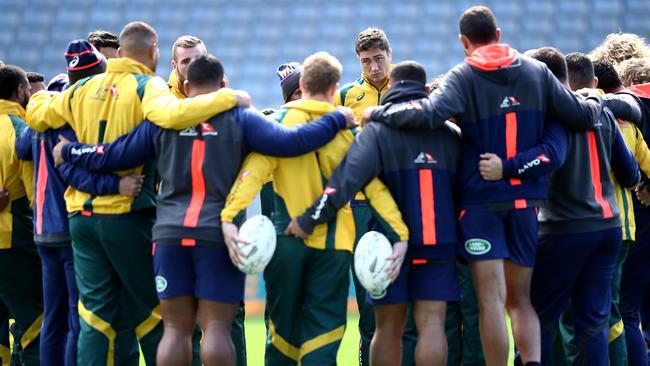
[2,4,650,366]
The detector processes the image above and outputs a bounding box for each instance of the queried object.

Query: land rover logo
[155,276,168,292]
[465,239,491,255]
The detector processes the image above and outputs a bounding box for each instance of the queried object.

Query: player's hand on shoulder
[479,153,503,181]
[233,90,252,108]
[361,106,378,127]
[335,106,358,129]
[284,218,308,240]
[385,241,407,283]
[119,174,144,197]
[52,135,71,168]
[222,221,247,267]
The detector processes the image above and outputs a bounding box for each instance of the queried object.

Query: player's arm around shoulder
[26,89,74,132]
[140,76,249,130]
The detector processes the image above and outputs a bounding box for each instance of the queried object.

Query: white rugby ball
[354,231,393,299]
[237,215,276,274]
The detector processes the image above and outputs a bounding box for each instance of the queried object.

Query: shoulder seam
[133,74,153,102]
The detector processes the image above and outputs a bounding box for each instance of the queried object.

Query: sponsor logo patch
[155,275,167,293]
[356,92,365,101]
[464,238,491,255]
[500,96,520,108]
[414,152,437,164]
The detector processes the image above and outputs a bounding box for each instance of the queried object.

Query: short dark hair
[593,59,623,93]
[566,52,595,90]
[88,30,119,49]
[390,61,427,85]
[459,6,498,45]
[187,54,224,87]
[528,47,568,85]
[0,65,26,100]
[355,27,390,55]
[26,72,45,83]
[119,22,157,56]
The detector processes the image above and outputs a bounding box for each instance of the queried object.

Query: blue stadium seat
[15,0,650,114]
[493,2,523,17]
[0,11,20,27]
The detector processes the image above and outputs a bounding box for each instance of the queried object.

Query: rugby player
[290,60,461,366]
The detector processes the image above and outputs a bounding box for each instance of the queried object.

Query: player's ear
[594,76,599,88]
[183,80,190,96]
[495,28,501,43]
[299,77,305,94]
[117,47,124,58]
[459,34,470,54]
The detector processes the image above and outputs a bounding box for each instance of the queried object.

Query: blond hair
[618,58,650,87]
[301,51,342,96]
[590,33,650,65]
[172,35,205,61]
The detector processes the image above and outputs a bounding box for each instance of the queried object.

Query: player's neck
[302,93,331,103]
[368,78,387,90]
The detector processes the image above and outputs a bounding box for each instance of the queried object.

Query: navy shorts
[153,244,245,303]
[369,259,459,305]
[458,204,538,267]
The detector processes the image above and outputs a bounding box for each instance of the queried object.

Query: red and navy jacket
[298,81,461,260]
[370,44,605,209]
[60,107,347,246]
[15,126,121,245]
[538,107,639,234]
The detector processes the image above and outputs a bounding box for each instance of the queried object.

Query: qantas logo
[537,154,550,163]
[517,154,551,174]
[500,96,520,108]
[414,152,437,164]
[109,84,119,98]
[96,145,105,155]
[200,123,218,136]
[311,186,337,220]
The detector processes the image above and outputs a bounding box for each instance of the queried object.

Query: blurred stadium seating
[1,0,648,109]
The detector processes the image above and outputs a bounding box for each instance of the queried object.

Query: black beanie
[277,62,302,102]
[65,39,107,85]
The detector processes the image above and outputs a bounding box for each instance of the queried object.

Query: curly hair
[590,33,650,66]
[618,58,650,87]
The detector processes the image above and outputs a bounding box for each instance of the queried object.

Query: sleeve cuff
[502,159,514,178]
[221,210,235,222]
[297,214,317,236]
[110,175,121,195]
[370,106,385,121]
[61,144,72,162]
[330,111,346,130]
